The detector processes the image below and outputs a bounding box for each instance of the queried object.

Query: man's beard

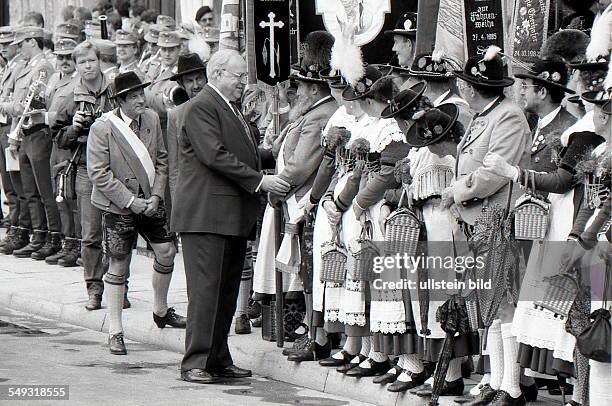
[289,94,317,121]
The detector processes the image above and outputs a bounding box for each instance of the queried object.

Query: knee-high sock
[589,359,611,406]
[487,320,504,391]
[499,323,521,398]
[359,336,371,357]
[402,353,424,374]
[152,271,172,316]
[369,348,387,362]
[105,282,124,335]
[340,336,361,356]
[446,358,463,382]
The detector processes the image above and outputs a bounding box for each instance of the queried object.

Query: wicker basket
[347,220,380,281]
[514,171,550,241]
[320,226,348,283]
[383,190,422,256]
[534,273,580,319]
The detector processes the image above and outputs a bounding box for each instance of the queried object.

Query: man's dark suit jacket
[170,84,267,238]
[530,107,577,173]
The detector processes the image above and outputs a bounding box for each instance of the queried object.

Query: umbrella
[429,295,471,406]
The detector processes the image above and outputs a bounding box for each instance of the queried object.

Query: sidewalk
[0,239,560,405]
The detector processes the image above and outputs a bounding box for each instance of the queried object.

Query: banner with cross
[251,0,291,87]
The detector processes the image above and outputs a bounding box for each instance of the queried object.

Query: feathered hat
[454,46,514,88]
[514,55,575,94]
[301,30,335,73]
[540,29,590,63]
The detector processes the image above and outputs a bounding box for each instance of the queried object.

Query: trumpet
[8,70,47,142]
[162,85,189,110]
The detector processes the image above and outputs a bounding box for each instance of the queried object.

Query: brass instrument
[99,15,109,40]
[162,85,189,110]
[8,70,47,142]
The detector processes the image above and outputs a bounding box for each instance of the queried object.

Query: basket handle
[360,213,373,241]
[398,187,413,209]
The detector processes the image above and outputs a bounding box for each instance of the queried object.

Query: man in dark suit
[515,56,577,173]
[172,49,290,384]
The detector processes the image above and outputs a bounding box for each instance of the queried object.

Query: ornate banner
[297,0,416,65]
[435,0,465,64]
[462,0,506,59]
[252,0,291,86]
[510,0,551,64]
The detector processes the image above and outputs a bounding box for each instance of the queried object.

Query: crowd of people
[0,0,610,405]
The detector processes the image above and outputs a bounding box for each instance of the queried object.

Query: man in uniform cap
[138,24,168,72]
[5,26,61,260]
[55,22,81,41]
[156,15,176,30]
[144,30,181,214]
[0,27,31,253]
[91,38,118,81]
[34,38,81,266]
[115,29,144,80]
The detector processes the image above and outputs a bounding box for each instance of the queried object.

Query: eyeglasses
[223,69,248,83]
[519,83,540,92]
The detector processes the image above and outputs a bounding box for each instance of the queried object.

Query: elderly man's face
[392,35,413,67]
[181,71,206,98]
[120,88,147,118]
[217,54,247,102]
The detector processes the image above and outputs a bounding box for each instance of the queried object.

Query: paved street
[0,308,372,406]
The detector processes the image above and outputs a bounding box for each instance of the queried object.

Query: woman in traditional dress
[483,85,607,406]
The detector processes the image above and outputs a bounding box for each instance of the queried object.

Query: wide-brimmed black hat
[381,81,426,119]
[384,12,417,37]
[112,71,151,98]
[581,89,611,106]
[290,64,327,84]
[410,53,459,81]
[454,49,514,88]
[342,65,384,100]
[319,67,348,89]
[168,53,206,81]
[374,63,412,77]
[515,57,575,93]
[569,56,609,71]
[405,103,459,147]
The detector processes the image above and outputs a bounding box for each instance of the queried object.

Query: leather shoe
[85,294,102,311]
[234,314,251,334]
[460,384,497,405]
[336,354,366,373]
[108,333,127,355]
[519,383,537,402]
[209,365,252,378]
[416,378,464,397]
[318,350,355,367]
[372,364,402,384]
[345,358,390,377]
[181,369,217,384]
[387,370,427,392]
[489,390,526,405]
[153,307,186,328]
[251,316,262,327]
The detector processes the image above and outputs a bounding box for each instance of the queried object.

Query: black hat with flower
[319,67,348,89]
[514,56,575,94]
[381,81,426,119]
[405,104,460,147]
[454,46,514,88]
[384,12,418,37]
[342,65,384,101]
[290,64,327,84]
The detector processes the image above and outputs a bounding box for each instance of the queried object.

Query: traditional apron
[253,133,303,296]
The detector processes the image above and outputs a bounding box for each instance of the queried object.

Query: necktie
[532,119,541,147]
[230,103,256,150]
[130,119,140,139]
